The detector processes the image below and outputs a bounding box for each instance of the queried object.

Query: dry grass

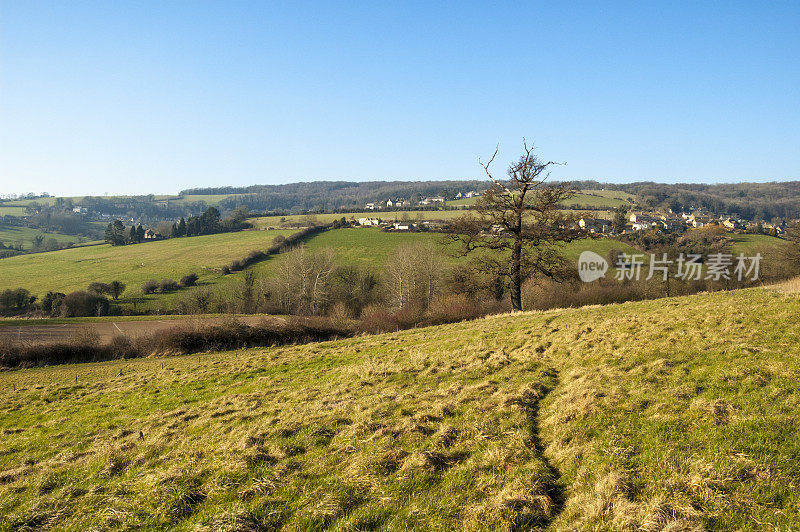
[1,287,800,529]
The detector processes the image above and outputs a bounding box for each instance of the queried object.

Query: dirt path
[0,316,280,345]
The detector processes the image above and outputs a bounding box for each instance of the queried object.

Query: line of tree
[104,206,252,246]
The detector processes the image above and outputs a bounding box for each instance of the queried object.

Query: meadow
[0,225,96,251]
[1,287,799,529]
[0,229,296,296]
[446,190,635,209]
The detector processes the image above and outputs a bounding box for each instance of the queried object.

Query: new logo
[578,251,608,282]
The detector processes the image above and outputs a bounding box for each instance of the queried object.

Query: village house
[631,221,654,231]
[386,200,393,208]
[659,219,687,233]
[365,202,376,210]
[393,222,413,231]
[722,218,744,231]
[629,212,657,224]
[579,217,611,233]
[357,217,382,227]
[143,229,162,240]
[686,214,712,228]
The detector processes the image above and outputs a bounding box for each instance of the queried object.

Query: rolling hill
[0,229,296,296]
[1,287,799,529]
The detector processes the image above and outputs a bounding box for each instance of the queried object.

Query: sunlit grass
[1,288,799,529]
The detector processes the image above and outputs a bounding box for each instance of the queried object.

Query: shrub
[357,304,414,334]
[180,273,199,287]
[61,291,110,317]
[0,288,36,316]
[87,282,111,295]
[423,294,483,326]
[159,279,179,293]
[41,291,66,316]
[221,265,231,275]
[141,279,159,294]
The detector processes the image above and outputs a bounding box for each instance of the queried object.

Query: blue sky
[1,1,798,196]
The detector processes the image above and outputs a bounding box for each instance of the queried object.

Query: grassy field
[729,233,789,254]
[0,206,28,217]
[231,229,644,282]
[0,229,296,296]
[1,287,799,529]
[446,190,636,210]
[250,210,473,228]
[0,225,94,251]
[168,194,253,206]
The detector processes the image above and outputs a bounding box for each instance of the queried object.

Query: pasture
[0,225,94,251]
[0,229,296,296]
[1,287,799,529]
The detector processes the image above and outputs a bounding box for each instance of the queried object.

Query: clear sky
[1,1,799,196]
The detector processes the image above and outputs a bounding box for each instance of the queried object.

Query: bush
[423,294,483,326]
[180,273,199,287]
[87,282,111,295]
[41,291,66,316]
[221,265,231,275]
[159,279,179,293]
[61,291,110,317]
[141,279,159,294]
[0,288,36,316]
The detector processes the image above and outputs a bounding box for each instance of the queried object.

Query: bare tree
[384,242,442,309]
[272,245,336,315]
[446,141,584,311]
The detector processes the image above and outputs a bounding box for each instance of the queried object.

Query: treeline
[181,181,488,213]
[104,206,251,246]
[578,180,800,221]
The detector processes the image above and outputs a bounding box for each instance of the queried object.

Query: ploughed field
[0,315,279,345]
[1,287,799,530]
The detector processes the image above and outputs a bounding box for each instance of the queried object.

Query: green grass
[0,206,28,217]
[446,190,636,209]
[0,229,296,297]
[250,210,472,228]
[562,190,634,209]
[169,194,253,206]
[729,233,789,254]
[0,225,93,251]
[1,287,799,529]
[247,228,643,274]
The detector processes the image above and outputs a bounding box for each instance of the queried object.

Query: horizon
[6,176,800,201]
[1,2,799,196]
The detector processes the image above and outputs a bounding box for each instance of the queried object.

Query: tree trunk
[510,237,523,311]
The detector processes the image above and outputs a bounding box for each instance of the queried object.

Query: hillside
[1,287,799,529]
[0,229,295,296]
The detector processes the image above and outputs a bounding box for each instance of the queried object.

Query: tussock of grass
[1,288,800,529]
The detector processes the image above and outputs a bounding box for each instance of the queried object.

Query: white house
[393,222,412,231]
[579,218,611,233]
[358,217,382,226]
[365,203,376,210]
[386,200,393,208]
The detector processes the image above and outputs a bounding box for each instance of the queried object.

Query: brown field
[0,315,278,345]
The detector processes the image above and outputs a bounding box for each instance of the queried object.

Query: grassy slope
[1,288,799,530]
[446,190,636,209]
[0,229,295,296]
[729,233,789,254]
[246,228,643,275]
[0,225,93,251]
